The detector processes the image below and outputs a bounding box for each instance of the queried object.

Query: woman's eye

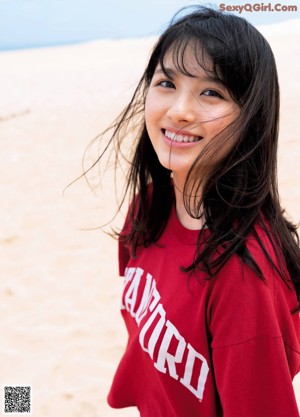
[157,80,175,89]
[202,89,223,98]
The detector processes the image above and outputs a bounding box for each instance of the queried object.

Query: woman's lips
[162,129,203,143]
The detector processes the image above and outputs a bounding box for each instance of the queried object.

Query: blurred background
[0,0,299,51]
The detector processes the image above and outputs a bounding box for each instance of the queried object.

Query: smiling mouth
[163,129,203,143]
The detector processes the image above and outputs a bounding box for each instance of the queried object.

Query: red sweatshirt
[108,204,300,416]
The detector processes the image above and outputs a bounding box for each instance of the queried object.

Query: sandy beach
[0,19,299,416]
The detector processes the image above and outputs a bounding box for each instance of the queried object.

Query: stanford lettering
[121,267,209,401]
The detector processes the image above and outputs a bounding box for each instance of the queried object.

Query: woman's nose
[166,93,197,123]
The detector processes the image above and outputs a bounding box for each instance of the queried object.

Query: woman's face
[145,47,240,182]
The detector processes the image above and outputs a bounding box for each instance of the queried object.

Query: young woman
[89,6,300,416]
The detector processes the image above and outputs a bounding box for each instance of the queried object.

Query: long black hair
[85,6,300,311]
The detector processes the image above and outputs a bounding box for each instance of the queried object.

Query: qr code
[3,386,32,414]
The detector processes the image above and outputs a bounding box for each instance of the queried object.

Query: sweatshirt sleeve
[118,207,132,276]
[118,238,130,277]
[212,335,299,417]
[207,255,300,417]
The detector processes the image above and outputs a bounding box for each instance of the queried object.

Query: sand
[0,19,299,416]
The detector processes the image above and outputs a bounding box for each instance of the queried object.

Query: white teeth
[164,129,199,143]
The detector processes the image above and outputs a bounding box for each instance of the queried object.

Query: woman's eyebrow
[153,67,176,78]
[154,66,222,85]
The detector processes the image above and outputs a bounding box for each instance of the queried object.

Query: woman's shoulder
[207,217,298,319]
[206,218,288,304]
[207,223,300,356]
[246,218,287,276]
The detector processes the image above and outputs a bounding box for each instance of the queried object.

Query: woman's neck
[172,173,205,231]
